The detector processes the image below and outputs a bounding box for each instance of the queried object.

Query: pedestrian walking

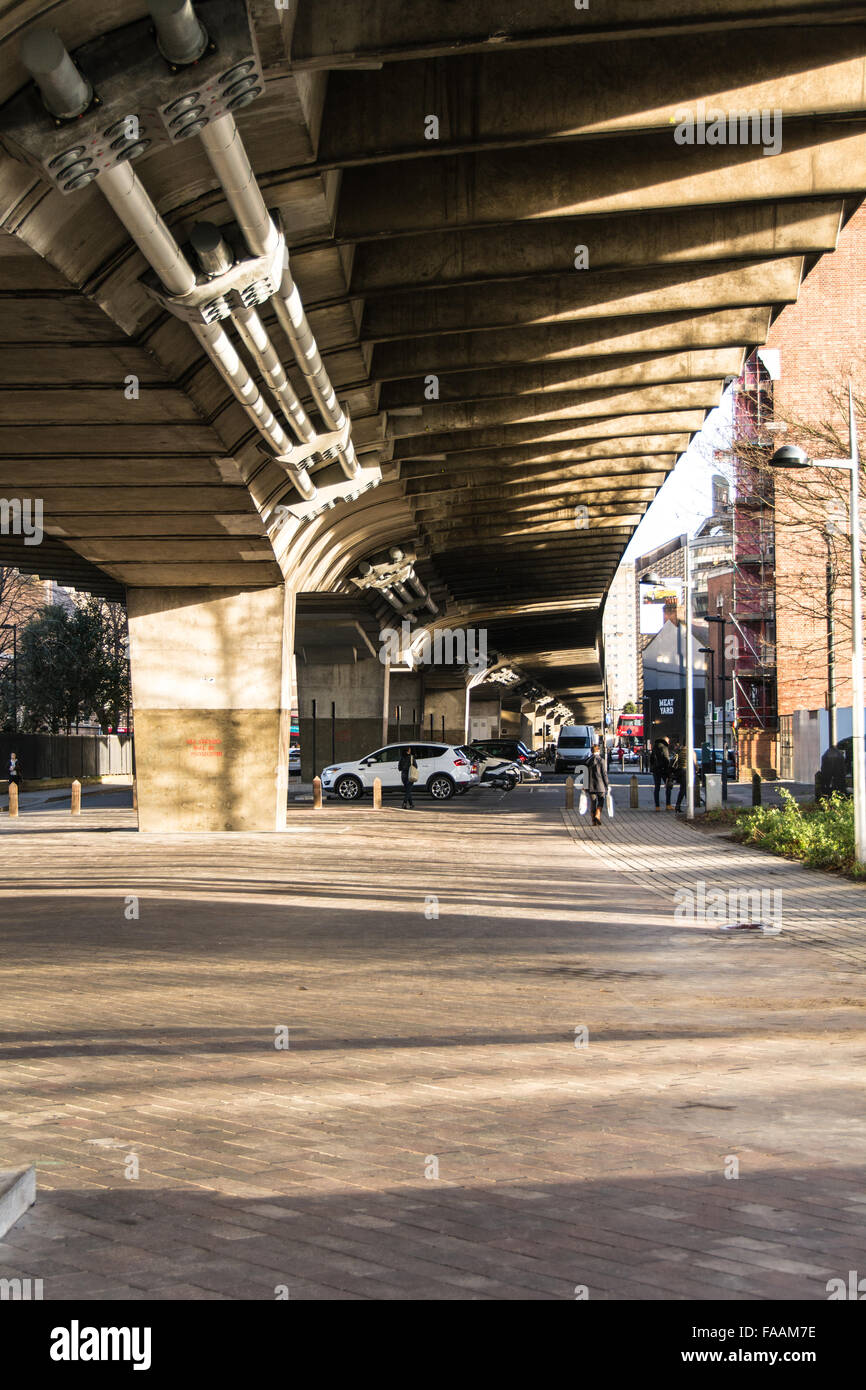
[8,751,21,789]
[586,741,609,826]
[650,737,672,811]
[398,745,418,809]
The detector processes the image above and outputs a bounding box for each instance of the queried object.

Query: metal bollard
[312,776,323,810]
[373,776,382,809]
[629,774,639,808]
[71,779,81,815]
[8,782,18,817]
[132,779,138,810]
[565,775,574,809]
[752,770,762,806]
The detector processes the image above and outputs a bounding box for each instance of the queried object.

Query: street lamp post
[771,383,864,865]
[825,519,843,747]
[685,537,695,819]
[699,645,716,758]
[706,614,728,801]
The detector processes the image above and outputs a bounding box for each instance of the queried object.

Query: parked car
[554,724,597,774]
[288,746,301,775]
[321,742,479,801]
[470,738,538,766]
[832,737,857,782]
[518,762,543,783]
[702,747,737,775]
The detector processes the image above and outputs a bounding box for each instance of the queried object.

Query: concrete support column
[520,703,538,749]
[127,585,292,832]
[388,671,423,742]
[422,676,470,746]
[468,696,501,741]
[297,657,390,780]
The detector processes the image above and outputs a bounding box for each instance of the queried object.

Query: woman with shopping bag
[586,741,610,826]
[398,745,418,809]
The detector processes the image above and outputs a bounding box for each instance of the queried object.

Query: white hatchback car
[321,742,480,801]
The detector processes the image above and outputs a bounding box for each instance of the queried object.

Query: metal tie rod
[96,163,314,499]
[197,114,360,480]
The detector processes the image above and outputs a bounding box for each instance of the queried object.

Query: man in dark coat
[398,745,418,809]
[649,738,672,811]
[586,741,609,826]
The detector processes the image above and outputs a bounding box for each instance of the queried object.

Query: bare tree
[0,567,44,655]
[726,377,866,660]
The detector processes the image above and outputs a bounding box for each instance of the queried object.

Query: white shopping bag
[606,790,615,818]
[578,789,588,816]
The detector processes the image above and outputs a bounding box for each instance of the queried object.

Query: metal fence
[0,732,132,781]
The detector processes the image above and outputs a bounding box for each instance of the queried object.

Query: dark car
[834,737,857,781]
[701,746,737,775]
[469,739,537,766]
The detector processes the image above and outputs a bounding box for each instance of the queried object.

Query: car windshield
[559,735,589,748]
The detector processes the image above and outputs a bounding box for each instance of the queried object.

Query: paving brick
[0,794,863,1300]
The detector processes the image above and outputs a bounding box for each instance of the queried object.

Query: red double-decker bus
[616,713,644,743]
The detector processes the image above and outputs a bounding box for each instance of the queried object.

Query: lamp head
[771,444,810,469]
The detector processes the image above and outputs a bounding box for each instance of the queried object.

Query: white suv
[321,742,480,801]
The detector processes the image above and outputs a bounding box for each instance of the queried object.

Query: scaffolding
[730,352,778,732]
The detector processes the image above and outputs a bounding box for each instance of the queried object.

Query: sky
[622,386,734,563]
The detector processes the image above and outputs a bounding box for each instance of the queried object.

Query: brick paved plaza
[1,785,865,1300]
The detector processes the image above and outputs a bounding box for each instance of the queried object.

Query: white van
[555,725,597,777]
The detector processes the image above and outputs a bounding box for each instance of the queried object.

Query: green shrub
[732,789,866,879]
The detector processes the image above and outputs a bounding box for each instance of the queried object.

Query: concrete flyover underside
[0,0,864,810]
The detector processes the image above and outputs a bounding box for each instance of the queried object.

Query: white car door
[414,743,443,786]
[366,745,402,788]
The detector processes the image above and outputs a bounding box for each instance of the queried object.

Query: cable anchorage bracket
[140,224,286,323]
[274,413,352,476]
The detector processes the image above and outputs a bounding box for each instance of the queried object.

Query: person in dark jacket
[586,741,609,825]
[650,737,672,811]
[398,746,418,809]
[820,743,848,799]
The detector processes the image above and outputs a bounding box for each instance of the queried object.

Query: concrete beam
[386,382,722,436]
[393,413,707,458]
[411,477,670,512]
[403,455,674,487]
[347,201,843,297]
[360,259,803,342]
[402,436,690,470]
[371,308,770,379]
[318,35,866,166]
[379,348,746,405]
[337,126,866,240]
[291,1,864,68]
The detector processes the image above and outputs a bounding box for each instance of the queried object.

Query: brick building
[720,199,866,779]
[765,200,866,780]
